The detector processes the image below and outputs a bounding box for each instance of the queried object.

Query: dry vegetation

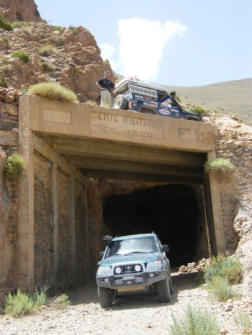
[28,82,78,103]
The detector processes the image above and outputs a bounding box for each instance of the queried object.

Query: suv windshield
[106,237,158,257]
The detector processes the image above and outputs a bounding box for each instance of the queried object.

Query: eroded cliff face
[0,89,19,302]
[0,0,43,22]
[0,23,113,102]
[206,114,252,296]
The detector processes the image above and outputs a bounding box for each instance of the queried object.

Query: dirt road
[0,273,248,335]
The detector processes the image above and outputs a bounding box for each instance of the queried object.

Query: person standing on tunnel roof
[96,71,115,108]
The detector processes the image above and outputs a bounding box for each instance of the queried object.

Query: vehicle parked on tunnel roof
[96,233,172,308]
[113,79,202,121]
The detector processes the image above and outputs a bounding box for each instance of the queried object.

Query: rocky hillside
[0,21,113,101]
[0,0,43,22]
[164,78,252,124]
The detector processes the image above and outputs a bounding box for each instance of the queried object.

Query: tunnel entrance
[103,184,209,267]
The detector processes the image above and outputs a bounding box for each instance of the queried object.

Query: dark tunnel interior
[103,184,207,267]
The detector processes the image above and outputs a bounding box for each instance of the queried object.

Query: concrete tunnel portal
[18,96,224,290]
[103,184,208,268]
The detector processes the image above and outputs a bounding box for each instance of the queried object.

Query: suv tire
[98,287,114,308]
[113,95,128,109]
[157,275,171,302]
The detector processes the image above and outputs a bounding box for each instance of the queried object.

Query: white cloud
[118,18,187,81]
[99,42,118,70]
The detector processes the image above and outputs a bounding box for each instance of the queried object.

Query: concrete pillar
[18,96,34,291]
[207,151,226,253]
[83,185,90,278]
[52,161,59,286]
[70,176,76,282]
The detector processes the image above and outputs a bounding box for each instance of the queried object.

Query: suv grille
[114,264,143,275]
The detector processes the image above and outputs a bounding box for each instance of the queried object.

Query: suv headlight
[97,266,113,276]
[146,260,162,271]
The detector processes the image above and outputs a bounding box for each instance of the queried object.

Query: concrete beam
[51,137,206,167]
[81,169,203,184]
[25,95,217,153]
[66,155,203,177]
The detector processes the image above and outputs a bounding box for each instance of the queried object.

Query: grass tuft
[39,45,55,57]
[4,289,47,317]
[5,290,33,317]
[85,100,98,106]
[0,14,13,31]
[0,76,8,88]
[51,25,64,33]
[11,50,29,63]
[170,305,220,335]
[2,36,9,43]
[28,82,78,103]
[234,311,252,335]
[191,105,205,115]
[207,276,235,302]
[4,153,25,181]
[42,61,56,73]
[203,254,242,285]
[205,157,235,173]
[51,294,70,308]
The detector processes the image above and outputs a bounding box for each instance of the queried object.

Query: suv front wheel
[98,287,114,308]
[157,275,171,302]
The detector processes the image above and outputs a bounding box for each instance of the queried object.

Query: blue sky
[36,0,252,86]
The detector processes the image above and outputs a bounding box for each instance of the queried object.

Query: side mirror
[103,235,113,243]
[100,251,104,259]
[161,244,169,253]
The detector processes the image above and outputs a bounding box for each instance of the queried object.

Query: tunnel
[103,184,209,268]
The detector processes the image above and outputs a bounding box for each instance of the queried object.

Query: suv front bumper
[96,270,167,289]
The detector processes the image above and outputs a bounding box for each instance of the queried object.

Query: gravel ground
[0,273,251,335]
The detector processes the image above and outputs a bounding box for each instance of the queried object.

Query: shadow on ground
[68,272,201,310]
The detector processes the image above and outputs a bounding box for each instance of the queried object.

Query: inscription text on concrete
[91,111,164,139]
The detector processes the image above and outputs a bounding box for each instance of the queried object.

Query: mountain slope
[0,0,43,22]
[0,22,112,101]
[163,78,252,123]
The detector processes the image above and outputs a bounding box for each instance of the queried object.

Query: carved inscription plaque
[178,127,199,141]
[91,111,164,140]
[44,110,72,124]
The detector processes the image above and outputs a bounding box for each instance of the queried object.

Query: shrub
[5,290,34,317]
[0,76,8,88]
[191,105,205,115]
[0,14,13,31]
[51,294,70,308]
[12,21,29,28]
[2,36,9,43]
[51,25,64,33]
[234,311,252,334]
[205,158,235,173]
[33,290,47,309]
[55,38,65,47]
[28,82,78,103]
[4,289,47,317]
[19,87,28,94]
[85,100,98,106]
[39,45,54,57]
[1,64,12,75]
[170,305,220,335]
[203,254,242,285]
[11,50,29,63]
[207,276,235,302]
[4,153,25,181]
[42,61,56,72]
